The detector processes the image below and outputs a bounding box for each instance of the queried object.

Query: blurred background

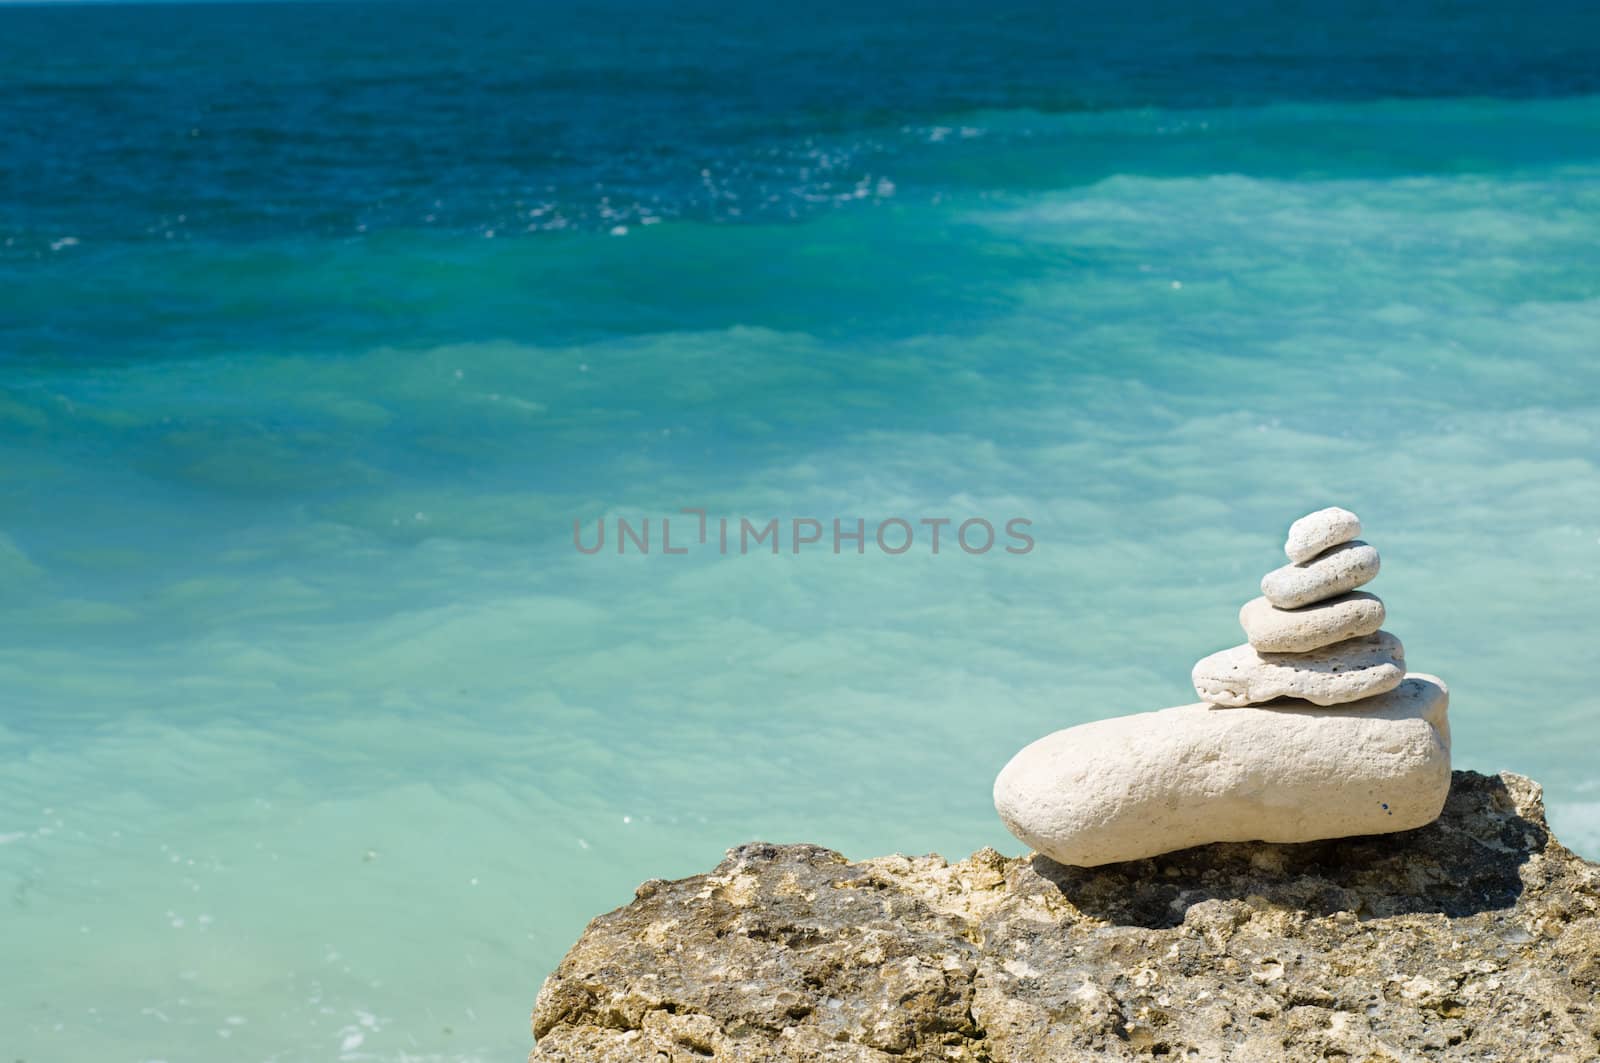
[2,1,1598,1059]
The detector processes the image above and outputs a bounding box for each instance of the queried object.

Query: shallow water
[3,2,1599,1059]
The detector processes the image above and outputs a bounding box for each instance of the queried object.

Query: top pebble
[1285,506,1363,563]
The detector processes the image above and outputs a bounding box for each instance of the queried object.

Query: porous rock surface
[1239,591,1386,654]
[1261,541,1382,609]
[994,675,1450,867]
[531,771,1600,1062]
[1285,506,1363,564]
[1191,630,1406,707]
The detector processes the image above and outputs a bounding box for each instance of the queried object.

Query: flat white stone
[1239,592,1386,653]
[1192,630,1404,707]
[1285,506,1362,563]
[992,674,1451,867]
[1261,540,1380,609]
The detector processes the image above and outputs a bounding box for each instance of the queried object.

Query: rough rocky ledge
[531,771,1599,1061]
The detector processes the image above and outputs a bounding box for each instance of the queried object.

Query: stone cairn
[1192,507,1399,707]
[994,507,1452,867]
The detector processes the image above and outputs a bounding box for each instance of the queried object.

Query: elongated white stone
[1262,540,1380,609]
[992,674,1451,867]
[1239,592,1385,653]
[1285,506,1362,563]
[1192,630,1404,706]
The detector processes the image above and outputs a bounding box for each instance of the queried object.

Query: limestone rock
[1284,506,1362,563]
[1191,630,1405,707]
[1239,591,1385,653]
[531,771,1600,1062]
[1261,540,1380,609]
[993,674,1448,866]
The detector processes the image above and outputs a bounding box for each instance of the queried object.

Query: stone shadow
[1029,771,1546,928]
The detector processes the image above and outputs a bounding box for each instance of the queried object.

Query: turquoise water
[4,2,1600,1059]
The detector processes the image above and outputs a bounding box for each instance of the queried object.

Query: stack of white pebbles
[1193,507,1399,707]
[994,507,1451,866]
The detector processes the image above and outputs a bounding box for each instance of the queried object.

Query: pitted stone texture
[1284,506,1363,563]
[532,770,1600,1062]
[1239,591,1385,653]
[1192,630,1404,707]
[1261,540,1380,609]
[993,674,1447,867]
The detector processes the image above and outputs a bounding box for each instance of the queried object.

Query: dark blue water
[6,0,1600,359]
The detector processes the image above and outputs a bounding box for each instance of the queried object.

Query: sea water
[2,1,1599,1059]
